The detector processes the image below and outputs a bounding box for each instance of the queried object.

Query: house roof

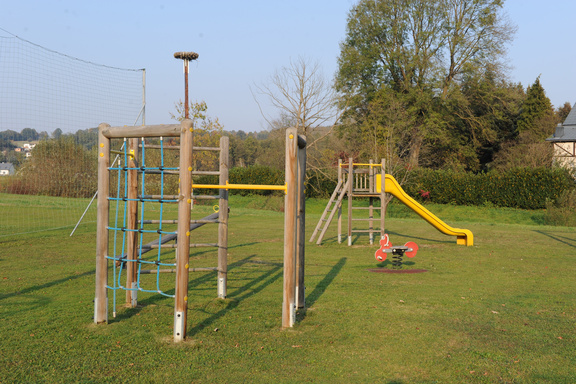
[0,162,14,171]
[546,102,576,142]
[563,103,576,126]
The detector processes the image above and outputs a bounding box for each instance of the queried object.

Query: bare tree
[252,57,347,196]
[252,56,343,148]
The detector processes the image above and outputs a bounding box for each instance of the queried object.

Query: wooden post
[369,159,374,245]
[296,135,306,309]
[95,123,111,324]
[347,158,353,246]
[337,158,342,244]
[380,158,386,238]
[217,136,229,299]
[125,138,139,307]
[282,128,298,328]
[174,119,193,342]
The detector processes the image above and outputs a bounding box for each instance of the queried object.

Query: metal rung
[351,206,382,210]
[139,219,178,224]
[145,242,219,249]
[193,146,220,151]
[138,145,221,152]
[351,218,377,221]
[143,170,179,175]
[192,171,220,176]
[140,194,179,200]
[144,244,176,249]
[192,194,219,200]
[140,144,179,150]
[140,267,218,274]
[190,243,219,248]
[140,269,177,274]
[351,229,381,233]
[191,219,219,224]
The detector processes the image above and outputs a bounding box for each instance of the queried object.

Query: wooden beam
[101,124,181,139]
[218,136,229,299]
[282,128,298,328]
[94,124,110,324]
[296,135,306,309]
[173,119,193,342]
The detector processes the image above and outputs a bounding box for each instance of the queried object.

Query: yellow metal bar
[192,181,287,192]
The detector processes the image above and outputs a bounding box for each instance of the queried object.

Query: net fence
[0,31,145,239]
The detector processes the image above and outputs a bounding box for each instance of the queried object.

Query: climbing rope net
[107,137,180,313]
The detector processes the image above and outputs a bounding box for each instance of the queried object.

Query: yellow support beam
[192,181,287,193]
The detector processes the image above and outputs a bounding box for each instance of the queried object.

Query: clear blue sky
[2,0,574,132]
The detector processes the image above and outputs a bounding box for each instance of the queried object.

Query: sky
[1,0,575,133]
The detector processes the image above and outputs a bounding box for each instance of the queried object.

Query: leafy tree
[20,128,39,141]
[52,128,63,140]
[336,0,515,168]
[556,102,572,123]
[170,100,224,171]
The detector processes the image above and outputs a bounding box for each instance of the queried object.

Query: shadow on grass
[115,255,284,335]
[534,230,576,249]
[297,257,347,322]
[0,269,95,302]
[185,255,283,337]
[321,231,450,246]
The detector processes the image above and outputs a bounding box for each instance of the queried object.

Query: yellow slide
[378,174,473,246]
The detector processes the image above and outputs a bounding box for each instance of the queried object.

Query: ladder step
[351,218,378,221]
[351,229,381,233]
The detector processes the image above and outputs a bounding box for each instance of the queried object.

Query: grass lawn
[0,195,574,383]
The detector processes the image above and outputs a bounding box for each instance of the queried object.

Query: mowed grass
[0,195,575,383]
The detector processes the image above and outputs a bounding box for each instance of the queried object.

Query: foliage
[3,137,97,198]
[171,100,224,171]
[405,167,575,209]
[491,77,557,171]
[336,0,518,170]
[517,77,556,138]
[556,102,572,122]
[543,189,576,227]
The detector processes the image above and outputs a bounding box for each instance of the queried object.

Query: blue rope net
[106,137,180,312]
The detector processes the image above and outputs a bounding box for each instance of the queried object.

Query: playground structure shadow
[533,230,576,249]
[322,230,451,246]
[297,257,347,323]
[0,269,95,317]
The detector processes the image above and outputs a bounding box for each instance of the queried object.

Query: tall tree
[252,56,342,147]
[491,77,555,170]
[517,77,555,139]
[336,0,515,168]
[556,102,572,123]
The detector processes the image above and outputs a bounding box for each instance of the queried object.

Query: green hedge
[196,165,575,210]
[403,168,575,209]
[194,165,285,196]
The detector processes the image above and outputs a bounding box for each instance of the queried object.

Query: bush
[543,189,576,226]
[193,165,284,196]
[193,165,337,199]
[404,167,574,210]
[4,137,97,198]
